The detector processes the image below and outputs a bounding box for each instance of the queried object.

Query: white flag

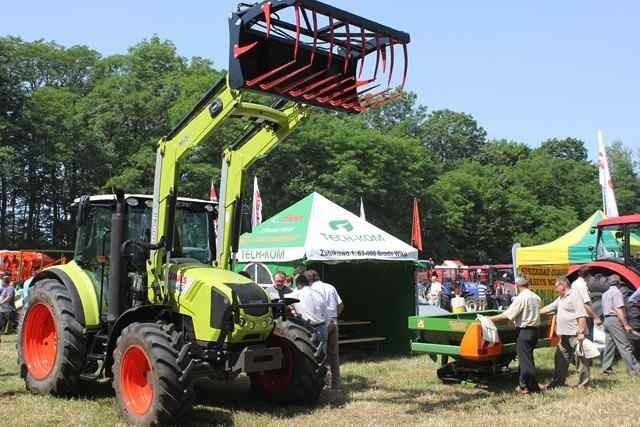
[359,197,366,220]
[597,129,619,217]
[252,176,263,230]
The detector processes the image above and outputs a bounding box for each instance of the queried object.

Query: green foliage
[475,139,531,167]
[419,109,487,170]
[607,140,640,215]
[537,137,588,161]
[0,35,638,265]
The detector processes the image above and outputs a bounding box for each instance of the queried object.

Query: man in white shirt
[291,274,328,352]
[488,276,542,394]
[428,274,442,307]
[571,266,602,340]
[305,269,343,388]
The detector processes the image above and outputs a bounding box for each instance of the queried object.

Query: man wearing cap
[601,274,640,376]
[541,276,590,388]
[488,275,542,394]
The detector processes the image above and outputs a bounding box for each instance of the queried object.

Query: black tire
[112,322,193,426]
[17,279,87,396]
[250,319,326,405]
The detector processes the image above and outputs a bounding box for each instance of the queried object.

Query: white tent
[237,192,418,263]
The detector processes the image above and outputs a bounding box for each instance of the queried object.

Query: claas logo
[329,220,353,232]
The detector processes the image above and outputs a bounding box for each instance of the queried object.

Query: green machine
[17,1,410,425]
[408,311,555,383]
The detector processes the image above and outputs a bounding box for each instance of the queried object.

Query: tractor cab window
[172,203,215,264]
[596,225,625,263]
[629,224,640,271]
[74,204,112,268]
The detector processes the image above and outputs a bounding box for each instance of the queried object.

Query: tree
[537,137,587,161]
[475,139,531,166]
[362,91,427,136]
[419,109,487,169]
[250,111,437,240]
[607,140,640,215]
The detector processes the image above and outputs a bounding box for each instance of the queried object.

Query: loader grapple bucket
[229,0,411,112]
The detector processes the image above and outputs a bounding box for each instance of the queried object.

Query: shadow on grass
[193,375,351,418]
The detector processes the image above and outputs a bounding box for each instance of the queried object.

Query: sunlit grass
[1,334,638,426]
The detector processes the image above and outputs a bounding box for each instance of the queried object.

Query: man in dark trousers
[601,274,640,376]
[488,275,542,394]
[541,277,590,388]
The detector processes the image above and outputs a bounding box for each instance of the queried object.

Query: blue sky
[2,1,639,159]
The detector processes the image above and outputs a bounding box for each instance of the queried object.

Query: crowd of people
[263,268,345,389]
[419,271,513,313]
[487,267,640,395]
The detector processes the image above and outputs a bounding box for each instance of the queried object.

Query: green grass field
[1,334,638,426]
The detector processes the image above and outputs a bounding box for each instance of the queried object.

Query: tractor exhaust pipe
[108,190,127,323]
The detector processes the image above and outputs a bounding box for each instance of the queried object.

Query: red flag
[209,179,218,202]
[411,197,423,251]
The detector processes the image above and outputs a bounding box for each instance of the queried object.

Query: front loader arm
[147,76,306,289]
[216,103,306,270]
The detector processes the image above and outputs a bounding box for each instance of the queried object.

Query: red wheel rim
[120,345,154,416]
[22,303,58,380]
[255,336,294,394]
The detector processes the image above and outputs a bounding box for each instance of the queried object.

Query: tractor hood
[166,263,274,343]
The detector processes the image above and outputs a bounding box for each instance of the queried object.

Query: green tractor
[17,1,410,424]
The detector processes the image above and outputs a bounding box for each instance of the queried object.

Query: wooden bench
[339,320,372,327]
[339,336,386,352]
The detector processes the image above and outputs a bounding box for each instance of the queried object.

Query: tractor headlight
[247,321,255,329]
[238,317,246,326]
[261,320,269,328]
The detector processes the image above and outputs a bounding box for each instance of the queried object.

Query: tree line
[1,36,639,263]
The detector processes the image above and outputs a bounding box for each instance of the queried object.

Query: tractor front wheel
[112,322,193,426]
[250,319,325,405]
[18,279,87,395]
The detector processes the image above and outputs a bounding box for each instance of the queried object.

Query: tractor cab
[594,215,640,274]
[72,194,217,305]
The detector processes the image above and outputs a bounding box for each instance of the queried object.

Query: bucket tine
[358,27,366,79]
[343,23,351,75]
[400,42,408,90]
[291,74,339,97]
[244,3,301,87]
[387,39,395,87]
[259,8,318,91]
[328,15,335,68]
[261,1,272,37]
[373,35,381,79]
[304,76,353,101]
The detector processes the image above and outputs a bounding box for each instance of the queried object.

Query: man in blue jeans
[601,274,640,376]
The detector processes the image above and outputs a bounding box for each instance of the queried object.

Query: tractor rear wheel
[112,322,193,426]
[250,319,325,405]
[18,279,87,395]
